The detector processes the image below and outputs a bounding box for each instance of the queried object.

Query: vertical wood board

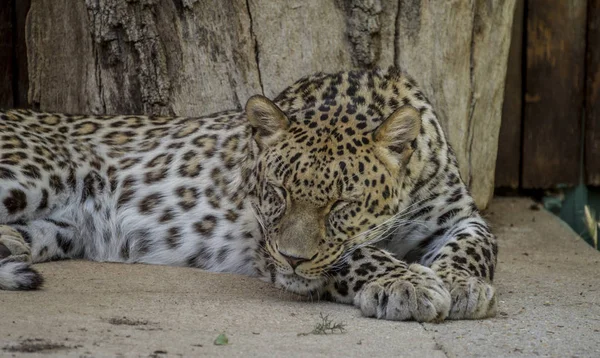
[496,0,524,188]
[586,0,600,185]
[522,1,587,188]
[0,0,13,108]
[13,0,30,107]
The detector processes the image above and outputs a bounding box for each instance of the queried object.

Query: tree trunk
[24,0,516,209]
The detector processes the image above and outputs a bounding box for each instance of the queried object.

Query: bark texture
[24,0,516,209]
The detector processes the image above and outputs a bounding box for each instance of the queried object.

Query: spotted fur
[0,68,497,321]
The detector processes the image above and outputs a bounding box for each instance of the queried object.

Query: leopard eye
[327,201,352,232]
[266,182,288,208]
[268,182,287,200]
[330,200,349,213]
[262,182,287,221]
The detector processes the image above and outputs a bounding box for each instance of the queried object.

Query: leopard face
[246,95,421,293]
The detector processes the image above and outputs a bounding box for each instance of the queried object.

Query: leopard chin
[272,272,328,295]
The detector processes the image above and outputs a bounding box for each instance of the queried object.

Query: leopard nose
[278,251,310,269]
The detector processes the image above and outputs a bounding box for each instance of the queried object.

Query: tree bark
[24,0,516,209]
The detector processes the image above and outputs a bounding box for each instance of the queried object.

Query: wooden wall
[0,0,13,108]
[0,0,518,210]
[6,1,598,191]
[497,0,599,189]
[0,0,29,109]
[586,0,600,186]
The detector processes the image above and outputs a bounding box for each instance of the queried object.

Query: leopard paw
[0,225,31,263]
[447,276,496,319]
[0,226,42,290]
[354,264,450,322]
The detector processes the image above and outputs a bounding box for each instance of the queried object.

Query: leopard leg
[10,218,82,263]
[0,219,80,290]
[324,246,450,322]
[422,218,498,319]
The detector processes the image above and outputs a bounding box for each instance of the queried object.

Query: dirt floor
[1,197,599,357]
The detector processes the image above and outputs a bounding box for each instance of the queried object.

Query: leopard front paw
[447,276,496,319]
[0,225,31,263]
[354,264,450,322]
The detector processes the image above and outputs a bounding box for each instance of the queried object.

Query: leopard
[0,68,497,322]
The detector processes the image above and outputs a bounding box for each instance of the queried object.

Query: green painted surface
[544,185,600,250]
[543,111,600,250]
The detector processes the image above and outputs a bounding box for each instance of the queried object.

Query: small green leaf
[214,333,229,346]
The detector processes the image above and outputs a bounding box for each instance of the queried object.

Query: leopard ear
[246,95,289,148]
[373,105,421,161]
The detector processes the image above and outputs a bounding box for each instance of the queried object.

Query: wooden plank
[586,0,600,185]
[0,0,14,108]
[13,0,30,108]
[495,0,524,188]
[522,1,587,188]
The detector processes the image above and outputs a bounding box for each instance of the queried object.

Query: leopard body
[0,68,497,321]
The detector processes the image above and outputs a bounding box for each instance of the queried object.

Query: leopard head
[246,94,421,293]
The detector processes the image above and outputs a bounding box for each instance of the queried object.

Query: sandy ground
[1,197,599,357]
